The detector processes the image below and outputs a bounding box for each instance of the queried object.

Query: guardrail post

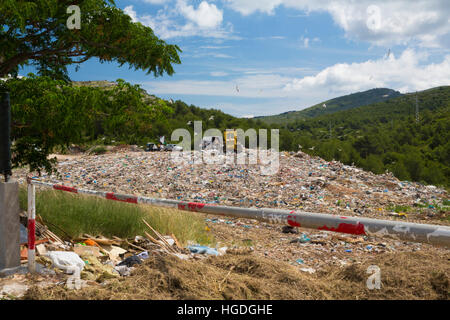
[27,180,36,273]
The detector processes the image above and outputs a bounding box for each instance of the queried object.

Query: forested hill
[280,86,450,187]
[255,88,402,125]
[72,80,272,144]
[10,77,448,187]
[71,80,449,187]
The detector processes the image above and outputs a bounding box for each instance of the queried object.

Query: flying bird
[385,48,391,59]
[209,115,214,121]
[236,85,240,93]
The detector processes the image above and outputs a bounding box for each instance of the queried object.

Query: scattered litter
[117,255,142,267]
[282,226,299,234]
[73,244,101,257]
[114,265,133,277]
[16,151,447,225]
[187,245,221,256]
[299,267,316,274]
[290,233,311,243]
[137,251,149,260]
[47,251,85,274]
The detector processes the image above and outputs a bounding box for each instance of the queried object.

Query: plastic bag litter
[187,245,220,256]
[46,251,85,274]
[117,255,142,267]
[137,251,149,260]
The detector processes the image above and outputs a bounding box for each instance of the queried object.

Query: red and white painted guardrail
[26,177,450,271]
[27,182,36,273]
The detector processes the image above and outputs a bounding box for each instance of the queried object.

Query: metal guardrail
[27,178,450,255]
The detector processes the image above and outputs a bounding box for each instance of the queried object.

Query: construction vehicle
[198,130,238,152]
[224,130,238,152]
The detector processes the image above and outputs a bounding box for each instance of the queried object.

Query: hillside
[71,80,449,187]
[11,77,447,187]
[256,88,402,125]
[71,79,272,147]
[280,86,450,187]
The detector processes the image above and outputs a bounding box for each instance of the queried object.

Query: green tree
[6,75,99,173]
[6,76,172,173]
[0,0,181,77]
[1,0,181,172]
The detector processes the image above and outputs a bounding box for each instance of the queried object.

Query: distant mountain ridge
[256,88,402,125]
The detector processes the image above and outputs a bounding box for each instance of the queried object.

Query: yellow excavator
[224,130,237,152]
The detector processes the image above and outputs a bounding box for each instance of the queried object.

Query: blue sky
[21,0,450,117]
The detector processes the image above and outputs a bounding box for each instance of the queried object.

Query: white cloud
[141,49,450,115]
[224,0,283,15]
[142,0,168,4]
[185,51,233,59]
[200,45,232,49]
[124,5,138,22]
[142,73,293,98]
[210,71,229,77]
[124,2,236,39]
[224,0,450,48]
[283,49,450,95]
[303,37,309,48]
[177,0,223,28]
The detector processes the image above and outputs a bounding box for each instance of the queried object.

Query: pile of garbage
[2,215,225,298]
[15,150,449,223]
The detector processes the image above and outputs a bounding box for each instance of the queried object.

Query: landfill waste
[137,251,149,260]
[16,150,448,225]
[187,245,221,256]
[299,267,316,274]
[46,251,85,274]
[290,233,311,243]
[114,265,133,277]
[0,279,29,298]
[117,255,142,267]
[10,149,450,298]
[73,244,102,257]
[282,226,299,234]
[80,255,119,282]
[9,208,200,295]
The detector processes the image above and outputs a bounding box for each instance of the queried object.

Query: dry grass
[18,187,213,245]
[24,251,449,300]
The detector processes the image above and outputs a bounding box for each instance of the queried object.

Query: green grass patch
[88,146,107,155]
[386,204,411,213]
[19,188,213,246]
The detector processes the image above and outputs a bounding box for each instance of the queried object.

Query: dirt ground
[22,214,449,300]
[24,249,449,300]
[9,150,449,300]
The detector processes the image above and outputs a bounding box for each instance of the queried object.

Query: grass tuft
[19,187,213,245]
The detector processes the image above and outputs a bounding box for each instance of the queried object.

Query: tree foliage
[0,0,181,78]
[275,86,450,187]
[5,75,171,174]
